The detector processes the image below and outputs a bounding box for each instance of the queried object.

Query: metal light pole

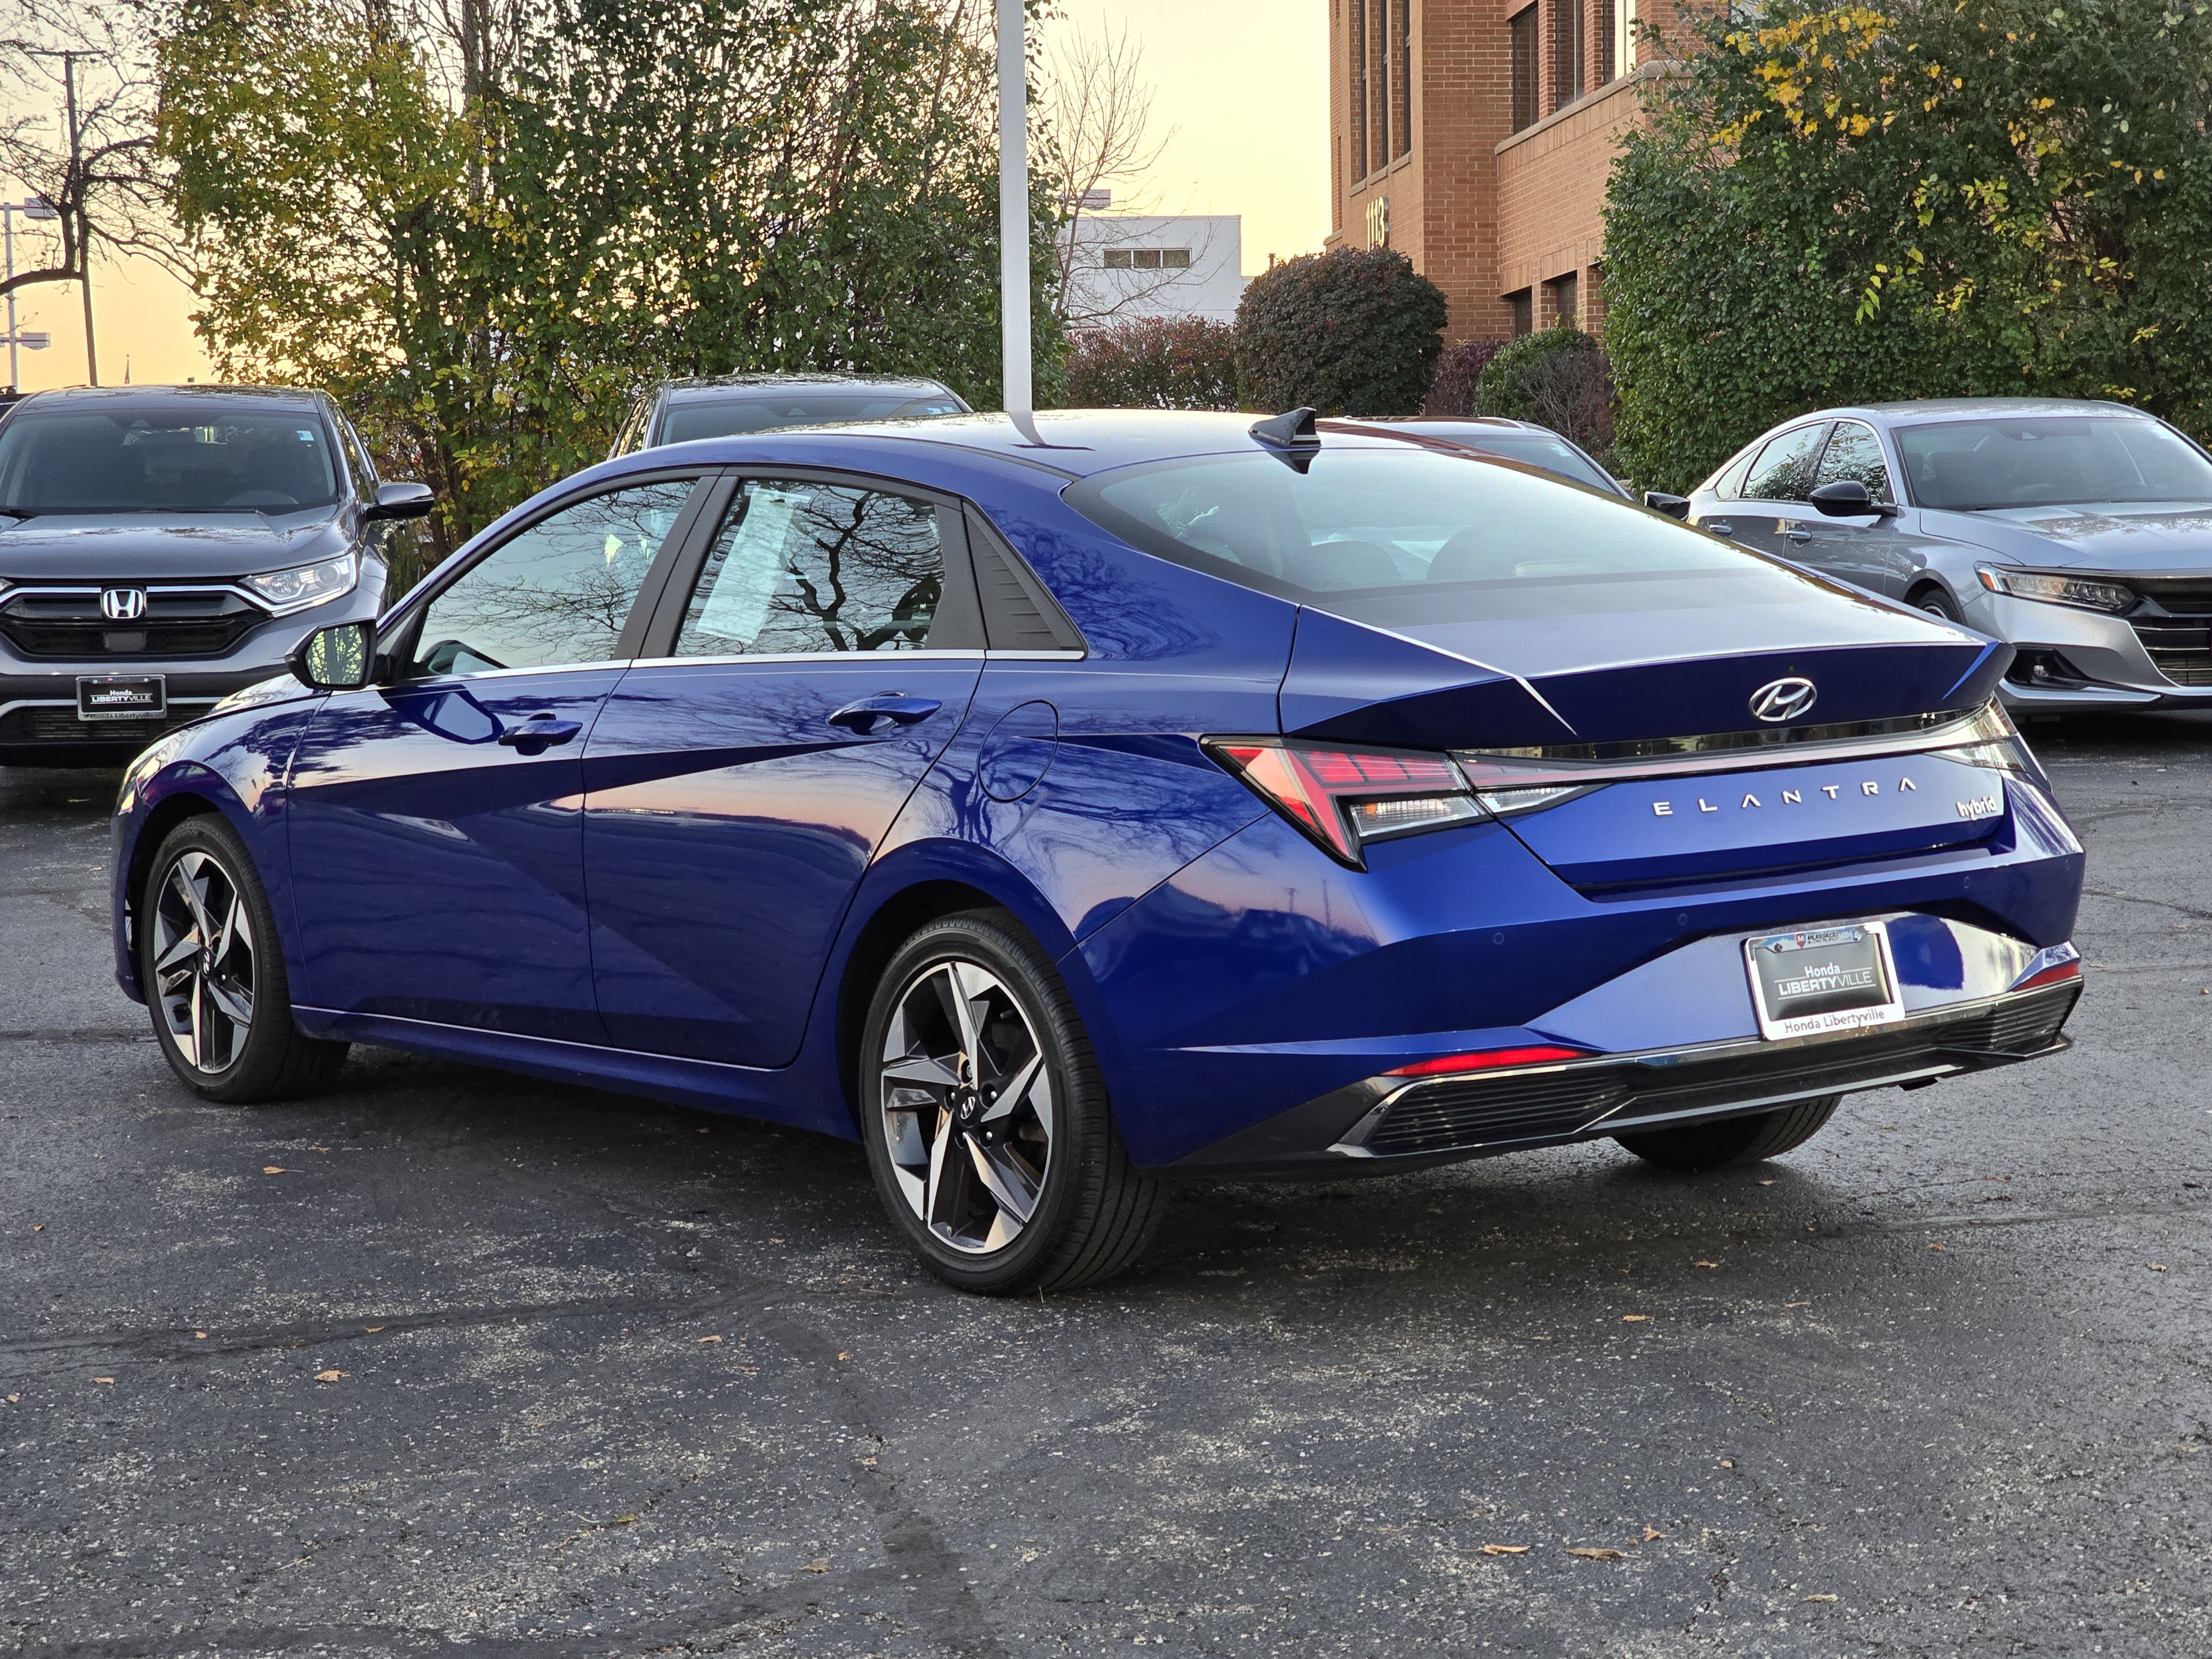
[997,0,1032,422]
[3,197,61,392]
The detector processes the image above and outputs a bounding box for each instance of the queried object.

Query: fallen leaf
[837,1351,852,1361]
[1641,1527,1666,1542]
[1693,1260,1719,1269]
[194,1331,207,1339]
[4,1394,16,1403]
[1621,1313,1651,1323]
[1803,1593,1838,1603]
[32,1224,42,1232]
[1928,1242,1947,1252]
[859,1455,879,1467]
[92,1377,114,1385]
[802,1558,830,1573]
[608,1514,639,1527]
[1719,1459,1735,1469]
[364,1326,384,1333]
[315,1370,345,1383]
[1785,1300,1812,1308]
[769,1237,785,1244]
[1567,1547,1626,1560]
[1480,1543,1530,1556]
[1757,1178,1776,1186]
[698,1334,723,1343]
[737,1365,759,1374]
[2150,1263,2170,1272]
[309,1145,330,1152]
[263,1166,286,1176]
[697,1126,710,1134]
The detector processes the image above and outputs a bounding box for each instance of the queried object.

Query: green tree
[1233,247,1447,416]
[158,0,1064,555]
[1603,0,2212,492]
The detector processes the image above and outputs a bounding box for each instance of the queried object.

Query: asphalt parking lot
[2,716,2208,1658]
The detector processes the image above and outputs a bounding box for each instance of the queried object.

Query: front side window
[1813,421,1893,502]
[673,478,943,656]
[0,401,340,515]
[1741,424,1829,503]
[1896,416,2212,511]
[409,479,695,676]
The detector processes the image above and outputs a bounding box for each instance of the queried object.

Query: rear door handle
[498,714,583,752]
[1782,525,1813,544]
[828,695,942,735]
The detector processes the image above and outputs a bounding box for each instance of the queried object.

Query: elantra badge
[100,587,148,622]
[1749,676,1817,722]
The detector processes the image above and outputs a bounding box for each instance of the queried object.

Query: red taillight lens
[1206,739,1483,865]
[1385,1045,1588,1078]
[2013,959,2083,991]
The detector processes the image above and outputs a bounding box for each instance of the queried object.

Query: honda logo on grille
[100,588,147,622]
[1749,676,1818,723]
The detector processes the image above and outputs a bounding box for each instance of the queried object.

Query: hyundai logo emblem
[1749,676,1818,723]
[100,587,147,622]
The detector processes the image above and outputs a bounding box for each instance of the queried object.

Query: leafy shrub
[1475,327,1615,458]
[1058,316,1238,409]
[1603,0,2212,492]
[1423,338,1507,416]
[1233,247,1448,415]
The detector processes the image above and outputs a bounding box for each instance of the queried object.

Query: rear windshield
[1067,447,1752,599]
[1897,416,2212,511]
[661,392,964,444]
[1448,431,1616,492]
[0,403,340,516]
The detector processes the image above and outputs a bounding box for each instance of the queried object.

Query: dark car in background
[1342,416,1629,497]
[609,373,971,457]
[0,385,433,765]
[1685,397,2212,714]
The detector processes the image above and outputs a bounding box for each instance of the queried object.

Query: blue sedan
[111,410,2086,1292]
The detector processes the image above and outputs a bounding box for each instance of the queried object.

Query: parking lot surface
[2,715,2208,1658]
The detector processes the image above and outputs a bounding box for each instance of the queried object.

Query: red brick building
[1322,0,1684,342]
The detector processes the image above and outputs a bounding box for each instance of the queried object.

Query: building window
[1548,272,1579,328]
[1372,0,1390,172]
[1350,0,1369,178]
[1553,0,1582,108]
[1394,0,1412,159]
[1507,288,1533,336]
[1510,6,1539,132]
[1602,0,1637,82]
[1103,248,1192,270]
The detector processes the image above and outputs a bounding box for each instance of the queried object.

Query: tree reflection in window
[676,480,942,656]
[411,481,695,674]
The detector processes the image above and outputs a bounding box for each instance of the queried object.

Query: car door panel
[1803,419,1916,597]
[1711,422,1829,559]
[581,472,986,1069]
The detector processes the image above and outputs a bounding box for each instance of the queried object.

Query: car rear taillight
[1203,738,1484,866]
[1385,1045,1588,1078]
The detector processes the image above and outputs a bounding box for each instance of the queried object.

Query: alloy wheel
[150,849,256,1074]
[878,958,1055,1254]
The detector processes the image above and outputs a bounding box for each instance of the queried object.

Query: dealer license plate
[76,675,166,722]
[1744,920,1905,1041]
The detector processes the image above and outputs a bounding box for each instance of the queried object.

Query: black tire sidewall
[857,911,1105,1293]
[141,814,295,1103]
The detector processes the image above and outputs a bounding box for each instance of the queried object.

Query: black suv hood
[0,509,355,581]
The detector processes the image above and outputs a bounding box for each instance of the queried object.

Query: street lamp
[997,0,1032,426]
[4,196,60,393]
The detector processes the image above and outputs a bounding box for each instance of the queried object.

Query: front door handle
[828,695,942,736]
[1782,525,1813,544]
[498,714,583,753]
[1702,519,1735,538]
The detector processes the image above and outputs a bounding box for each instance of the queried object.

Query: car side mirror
[1644,491,1690,519]
[289,620,378,691]
[365,481,436,521]
[1809,479,1901,519]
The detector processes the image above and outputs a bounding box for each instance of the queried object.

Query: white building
[1059,214,1251,329]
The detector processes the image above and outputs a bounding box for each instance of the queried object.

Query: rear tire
[140,814,349,1104]
[1614,1096,1840,1170]
[858,909,1164,1295]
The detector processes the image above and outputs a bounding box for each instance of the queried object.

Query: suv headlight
[243,551,358,616]
[1976,565,2135,614]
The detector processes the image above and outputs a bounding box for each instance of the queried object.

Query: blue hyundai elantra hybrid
[110,409,2086,1292]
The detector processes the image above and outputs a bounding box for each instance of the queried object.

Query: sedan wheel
[152,848,257,1073]
[859,910,1164,1293]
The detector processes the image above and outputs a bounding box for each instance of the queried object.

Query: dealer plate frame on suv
[76,675,166,722]
[1744,920,1905,1041]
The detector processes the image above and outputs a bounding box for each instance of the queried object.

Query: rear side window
[1740,424,1829,503]
[1456,432,1615,492]
[1067,447,1756,601]
[673,478,943,655]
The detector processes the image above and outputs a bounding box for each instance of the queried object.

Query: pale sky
[4,1,1329,393]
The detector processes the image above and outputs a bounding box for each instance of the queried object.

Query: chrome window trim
[626,648,991,669]
[391,657,635,685]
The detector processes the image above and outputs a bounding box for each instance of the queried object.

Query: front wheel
[140,814,348,1104]
[859,910,1164,1294]
[1614,1096,1840,1170]
[1913,586,1964,623]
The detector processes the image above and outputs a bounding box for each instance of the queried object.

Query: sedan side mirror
[289,620,378,691]
[1644,491,1690,519]
[365,481,436,521]
[1808,479,1901,519]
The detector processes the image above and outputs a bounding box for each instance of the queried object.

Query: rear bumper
[1170,975,2080,1176]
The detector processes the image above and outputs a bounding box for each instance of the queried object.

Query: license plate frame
[1744,920,1905,1041]
[76,674,167,722]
